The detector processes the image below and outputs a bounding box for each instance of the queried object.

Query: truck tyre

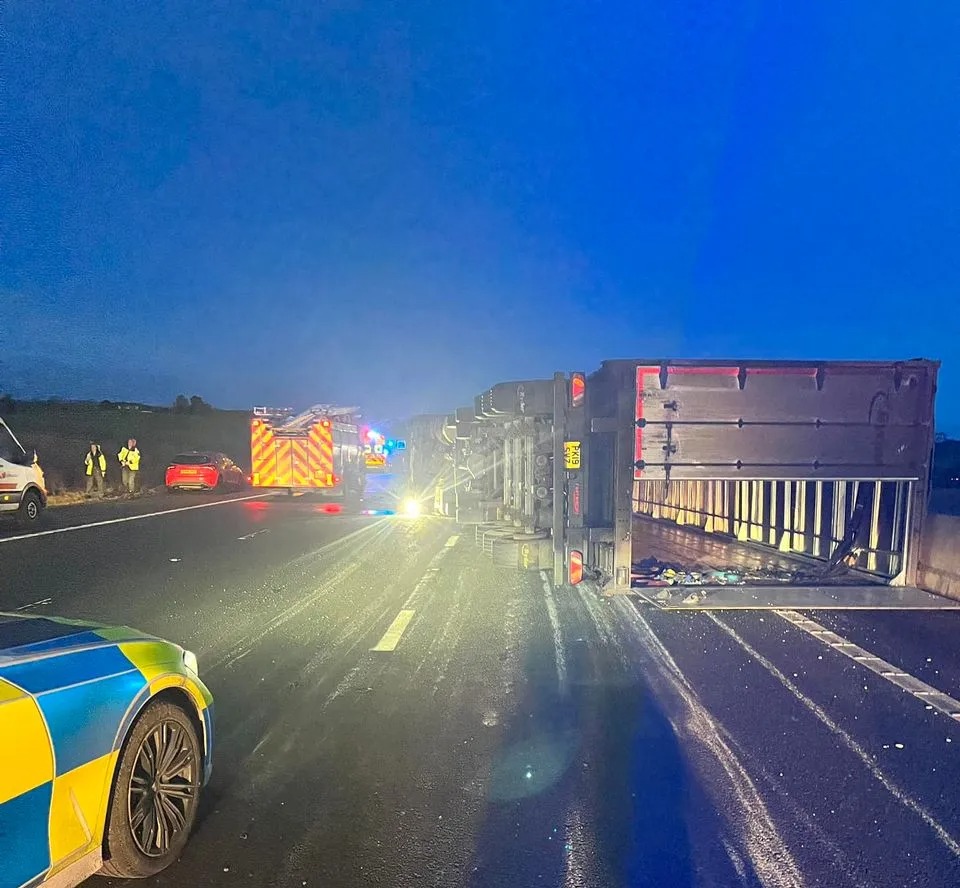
[17,490,43,527]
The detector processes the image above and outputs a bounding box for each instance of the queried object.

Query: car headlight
[401,496,422,518]
[183,649,199,676]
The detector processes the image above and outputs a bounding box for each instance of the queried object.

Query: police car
[0,612,214,886]
[0,416,46,526]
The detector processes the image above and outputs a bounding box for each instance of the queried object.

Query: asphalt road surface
[3,480,960,887]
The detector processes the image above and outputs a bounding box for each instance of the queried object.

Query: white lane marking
[250,731,273,758]
[540,570,568,695]
[776,610,960,721]
[238,529,270,541]
[709,613,960,858]
[371,609,416,652]
[444,534,460,548]
[618,602,804,888]
[369,534,458,653]
[15,598,53,611]
[401,543,452,609]
[0,493,274,545]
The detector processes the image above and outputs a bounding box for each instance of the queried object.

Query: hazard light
[321,419,331,428]
[570,372,585,408]
[569,549,584,585]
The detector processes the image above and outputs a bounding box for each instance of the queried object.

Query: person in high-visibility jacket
[118,437,141,495]
[84,442,107,498]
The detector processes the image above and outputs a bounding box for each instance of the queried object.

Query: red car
[166,451,246,492]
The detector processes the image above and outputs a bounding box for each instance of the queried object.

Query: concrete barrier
[919,512,960,601]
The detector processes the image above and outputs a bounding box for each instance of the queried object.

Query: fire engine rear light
[570,372,586,408]
[569,549,584,585]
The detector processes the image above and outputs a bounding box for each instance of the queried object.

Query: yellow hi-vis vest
[85,451,107,475]
[118,447,141,471]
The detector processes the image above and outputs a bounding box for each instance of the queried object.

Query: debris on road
[630,556,822,588]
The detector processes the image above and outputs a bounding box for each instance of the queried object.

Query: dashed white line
[371,609,416,652]
[15,598,53,611]
[0,493,274,545]
[369,533,459,653]
[710,612,960,859]
[776,609,960,722]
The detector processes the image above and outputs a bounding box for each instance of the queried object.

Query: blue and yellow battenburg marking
[0,615,213,888]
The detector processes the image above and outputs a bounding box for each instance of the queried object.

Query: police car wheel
[101,700,202,878]
[16,490,42,525]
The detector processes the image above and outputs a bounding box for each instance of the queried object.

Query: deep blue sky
[2,2,959,430]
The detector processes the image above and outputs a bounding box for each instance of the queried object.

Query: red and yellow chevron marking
[309,423,334,477]
[250,419,336,489]
[251,419,280,488]
[289,438,310,487]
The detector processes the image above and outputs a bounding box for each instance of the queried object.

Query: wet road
[3,484,960,886]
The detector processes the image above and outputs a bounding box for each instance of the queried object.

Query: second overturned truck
[410,358,940,607]
[250,405,365,497]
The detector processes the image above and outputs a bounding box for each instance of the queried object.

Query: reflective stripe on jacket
[118,447,141,471]
[84,452,107,475]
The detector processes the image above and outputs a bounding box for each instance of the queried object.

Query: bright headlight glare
[402,497,422,518]
[183,649,199,675]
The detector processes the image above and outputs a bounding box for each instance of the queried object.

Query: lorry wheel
[17,490,43,526]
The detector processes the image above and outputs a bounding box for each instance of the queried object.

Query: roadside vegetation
[2,397,250,495]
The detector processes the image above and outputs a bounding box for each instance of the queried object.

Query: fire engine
[250,405,365,496]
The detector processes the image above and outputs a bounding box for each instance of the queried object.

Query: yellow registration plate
[563,440,581,470]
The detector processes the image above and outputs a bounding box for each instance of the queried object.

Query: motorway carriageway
[3,482,960,886]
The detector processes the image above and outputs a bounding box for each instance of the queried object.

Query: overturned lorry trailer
[449,358,946,606]
[563,358,941,604]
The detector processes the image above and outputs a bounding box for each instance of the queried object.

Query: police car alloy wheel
[101,699,203,878]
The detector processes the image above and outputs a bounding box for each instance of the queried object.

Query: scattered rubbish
[630,555,820,589]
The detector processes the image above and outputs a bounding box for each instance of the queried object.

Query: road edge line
[0,493,275,544]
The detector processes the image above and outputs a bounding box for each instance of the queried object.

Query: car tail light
[333,474,341,485]
[570,372,586,408]
[569,549,584,585]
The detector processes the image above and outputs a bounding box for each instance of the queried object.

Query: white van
[0,416,47,525]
